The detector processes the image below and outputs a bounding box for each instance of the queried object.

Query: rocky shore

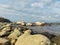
[0,21,60,45]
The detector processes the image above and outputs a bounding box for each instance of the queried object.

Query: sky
[0,0,60,22]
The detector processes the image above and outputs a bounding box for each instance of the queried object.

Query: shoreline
[0,22,60,45]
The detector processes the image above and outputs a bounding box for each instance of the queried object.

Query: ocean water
[27,25,60,35]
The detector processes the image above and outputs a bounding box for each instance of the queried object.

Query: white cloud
[0,4,10,8]
[39,16,55,20]
[0,4,18,15]
[31,0,52,8]
[48,1,60,8]
[55,15,60,17]
[31,2,44,8]
[0,4,12,11]
[41,0,52,2]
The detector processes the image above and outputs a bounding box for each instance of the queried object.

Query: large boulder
[0,38,11,45]
[15,30,51,45]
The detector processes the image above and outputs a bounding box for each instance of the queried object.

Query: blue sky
[0,0,60,22]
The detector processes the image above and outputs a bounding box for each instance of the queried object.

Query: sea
[0,15,60,35]
[29,25,60,35]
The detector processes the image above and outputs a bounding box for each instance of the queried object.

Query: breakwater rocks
[0,22,60,45]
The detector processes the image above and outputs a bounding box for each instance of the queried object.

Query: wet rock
[15,30,51,45]
[40,32,56,40]
[0,38,11,45]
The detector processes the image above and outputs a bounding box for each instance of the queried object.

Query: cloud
[0,0,60,22]
[49,1,60,8]
[55,15,60,17]
[31,0,52,8]
[0,4,12,14]
[41,0,52,2]
[0,4,10,8]
[31,2,44,8]
[0,4,19,15]
[38,16,58,21]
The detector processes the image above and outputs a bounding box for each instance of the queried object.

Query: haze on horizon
[0,0,60,22]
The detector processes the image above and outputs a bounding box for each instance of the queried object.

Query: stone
[0,31,9,37]
[15,30,51,45]
[0,26,11,37]
[8,28,21,40]
[0,38,11,45]
[0,17,11,23]
[35,22,44,26]
[8,28,21,45]
[16,21,25,26]
[11,39,16,45]
[26,23,32,26]
[52,35,60,45]
[2,27,10,32]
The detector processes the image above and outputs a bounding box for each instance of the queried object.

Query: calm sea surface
[27,25,60,35]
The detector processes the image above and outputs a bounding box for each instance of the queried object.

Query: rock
[26,23,32,26]
[40,32,56,39]
[0,31,10,37]
[8,28,21,45]
[5,24,11,27]
[0,38,11,45]
[0,26,11,37]
[52,35,60,45]
[16,21,25,26]
[15,30,51,45]
[35,22,45,26]
[8,28,21,40]
[0,17,11,23]
[53,43,57,45]
[2,27,11,32]
[11,40,16,45]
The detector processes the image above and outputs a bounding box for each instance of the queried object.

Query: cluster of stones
[16,21,45,26]
[0,22,59,45]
